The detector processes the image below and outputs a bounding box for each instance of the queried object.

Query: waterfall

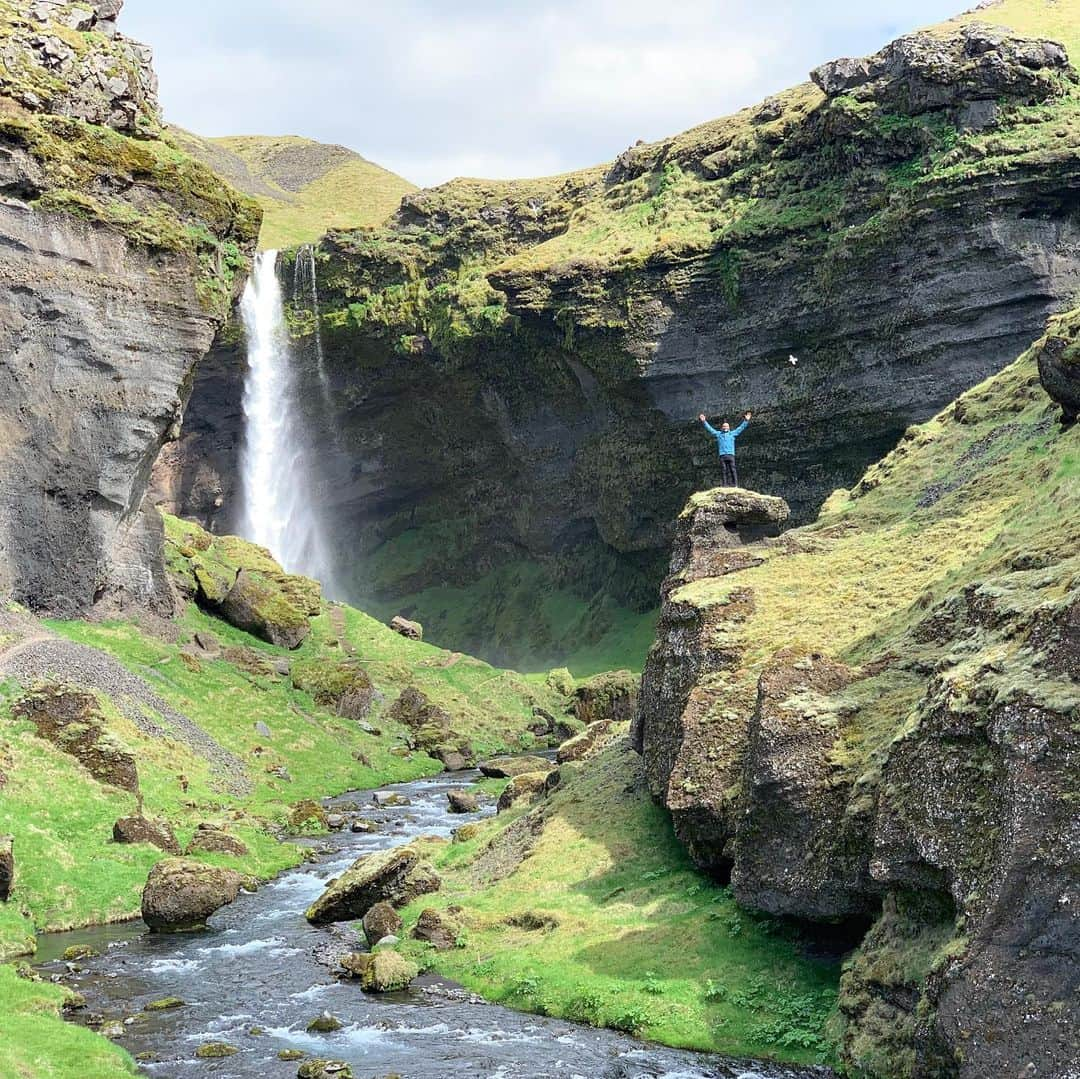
[238,250,335,589]
[293,244,331,400]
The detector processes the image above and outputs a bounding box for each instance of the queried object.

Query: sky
[122,0,967,188]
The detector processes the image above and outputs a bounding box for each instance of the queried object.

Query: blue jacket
[703,418,747,456]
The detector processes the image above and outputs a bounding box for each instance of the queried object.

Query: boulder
[192,630,220,658]
[573,671,638,725]
[435,748,471,772]
[387,688,467,763]
[297,1062,353,1079]
[1037,316,1080,424]
[141,858,243,932]
[362,901,403,946]
[218,569,310,650]
[325,814,346,831]
[389,615,423,641]
[113,816,180,855]
[350,818,378,833]
[557,721,614,764]
[291,657,374,721]
[289,800,329,832]
[497,769,560,813]
[254,721,272,738]
[0,835,12,900]
[339,949,418,992]
[305,845,440,924]
[477,755,553,779]
[196,1043,239,1058]
[411,907,462,950]
[184,825,248,858]
[305,1013,342,1033]
[446,790,478,814]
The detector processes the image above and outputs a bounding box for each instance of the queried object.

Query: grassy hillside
[171,130,415,249]
[396,731,841,1067]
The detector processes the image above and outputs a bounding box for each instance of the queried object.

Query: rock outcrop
[1037,308,1080,424]
[160,21,1080,667]
[0,835,13,900]
[633,338,1080,1077]
[141,858,243,931]
[113,816,180,854]
[0,0,258,617]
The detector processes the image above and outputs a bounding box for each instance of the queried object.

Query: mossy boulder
[339,949,418,992]
[572,670,638,725]
[196,1042,239,1059]
[0,835,12,901]
[446,790,478,814]
[478,754,553,779]
[496,769,560,813]
[557,721,615,764]
[410,907,462,950]
[291,656,374,720]
[113,816,180,854]
[305,845,440,924]
[141,858,243,932]
[184,825,248,858]
[362,901,403,946]
[288,800,329,833]
[297,1060,354,1079]
[388,615,423,640]
[220,569,310,650]
[305,1013,342,1033]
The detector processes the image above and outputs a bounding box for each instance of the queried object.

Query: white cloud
[120,0,966,188]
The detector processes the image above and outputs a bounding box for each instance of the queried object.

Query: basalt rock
[141,858,243,932]
[446,789,478,814]
[0,5,256,617]
[572,670,639,725]
[477,754,553,779]
[184,825,247,858]
[338,949,417,994]
[0,835,13,901]
[411,906,462,950]
[496,768,560,813]
[361,901,402,946]
[557,721,614,764]
[388,615,423,641]
[1036,309,1080,424]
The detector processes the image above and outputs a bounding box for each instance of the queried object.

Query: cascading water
[238,249,335,590]
[292,243,332,401]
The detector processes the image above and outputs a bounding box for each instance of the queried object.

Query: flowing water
[37,772,832,1079]
[237,249,335,590]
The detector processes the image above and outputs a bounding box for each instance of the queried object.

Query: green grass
[396,736,839,1065]
[0,965,135,1078]
[172,131,415,249]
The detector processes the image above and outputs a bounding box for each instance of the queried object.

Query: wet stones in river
[446,789,478,814]
[305,844,440,924]
[371,791,410,807]
[297,1060,354,1078]
[141,858,243,931]
[306,1012,343,1033]
[350,818,378,833]
[113,815,181,854]
[195,1042,239,1058]
[62,944,100,962]
[325,813,347,831]
[339,949,418,992]
[362,901,403,946]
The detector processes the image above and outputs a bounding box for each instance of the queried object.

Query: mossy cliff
[167,6,1080,669]
[0,0,259,619]
[633,318,1079,1076]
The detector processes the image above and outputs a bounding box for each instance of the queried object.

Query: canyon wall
[0,0,258,615]
[163,22,1080,665]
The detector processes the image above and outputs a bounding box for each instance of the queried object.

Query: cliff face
[633,331,1079,1077]
[164,19,1080,665]
[0,0,259,615]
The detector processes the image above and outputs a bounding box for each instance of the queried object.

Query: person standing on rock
[699,411,751,487]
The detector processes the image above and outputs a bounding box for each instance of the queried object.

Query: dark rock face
[141,858,243,932]
[496,769,560,813]
[1036,311,1080,423]
[411,906,462,950]
[361,901,402,946]
[0,2,255,617]
[159,27,1080,667]
[0,835,13,901]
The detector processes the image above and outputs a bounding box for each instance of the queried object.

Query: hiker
[698,410,752,487]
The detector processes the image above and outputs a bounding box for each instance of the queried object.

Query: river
[36,770,833,1079]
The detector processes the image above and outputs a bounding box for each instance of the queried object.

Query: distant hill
[170,130,416,249]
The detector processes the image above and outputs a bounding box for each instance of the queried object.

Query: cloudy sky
[123,0,966,188]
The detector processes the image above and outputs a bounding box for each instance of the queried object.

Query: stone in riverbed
[141,858,243,932]
[477,755,553,779]
[297,1061,354,1078]
[278,1049,305,1061]
[306,1012,342,1033]
[339,950,418,992]
[446,789,478,814]
[113,816,181,854]
[306,845,440,924]
[144,997,185,1011]
[195,1042,239,1058]
[62,944,99,962]
[362,901,403,946]
[0,835,13,900]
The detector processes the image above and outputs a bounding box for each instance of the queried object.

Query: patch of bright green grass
[397,737,839,1065]
[0,965,135,1077]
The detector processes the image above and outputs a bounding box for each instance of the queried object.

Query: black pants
[720,454,739,487]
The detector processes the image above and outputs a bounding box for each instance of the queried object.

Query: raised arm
[699,413,720,437]
[731,411,751,437]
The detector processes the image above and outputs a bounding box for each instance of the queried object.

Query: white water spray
[238,250,334,587]
[292,244,331,398]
